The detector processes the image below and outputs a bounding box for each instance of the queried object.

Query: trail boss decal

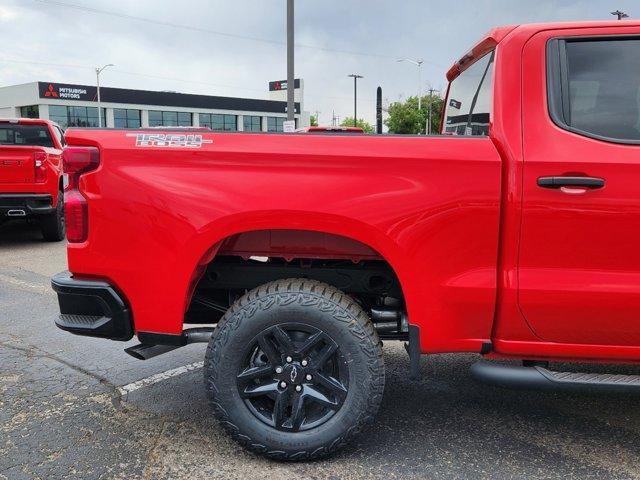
[126,133,213,148]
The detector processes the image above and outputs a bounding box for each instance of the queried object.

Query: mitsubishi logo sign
[38,82,96,101]
[43,84,59,98]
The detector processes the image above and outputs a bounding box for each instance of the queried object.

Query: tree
[310,114,319,126]
[385,94,444,134]
[339,117,374,133]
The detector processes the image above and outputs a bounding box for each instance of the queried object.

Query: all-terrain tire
[204,278,385,461]
[40,189,65,242]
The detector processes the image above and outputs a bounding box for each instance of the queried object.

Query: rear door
[0,123,54,183]
[519,27,640,346]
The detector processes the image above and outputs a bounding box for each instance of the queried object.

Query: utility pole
[348,74,363,127]
[611,10,629,19]
[376,86,383,134]
[426,87,439,135]
[286,0,295,123]
[95,63,114,128]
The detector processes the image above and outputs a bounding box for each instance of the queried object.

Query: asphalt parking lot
[2,220,640,480]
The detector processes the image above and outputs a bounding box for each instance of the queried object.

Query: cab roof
[446,20,640,81]
[0,118,57,126]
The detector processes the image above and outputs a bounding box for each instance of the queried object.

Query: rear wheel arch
[180,223,411,326]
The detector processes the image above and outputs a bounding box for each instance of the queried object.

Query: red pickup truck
[0,118,66,241]
[52,21,640,460]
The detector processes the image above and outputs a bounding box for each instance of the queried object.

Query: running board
[471,361,640,393]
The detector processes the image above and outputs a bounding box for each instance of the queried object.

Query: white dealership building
[0,79,309,132]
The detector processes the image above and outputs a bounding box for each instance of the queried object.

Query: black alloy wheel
[237,323,349,432]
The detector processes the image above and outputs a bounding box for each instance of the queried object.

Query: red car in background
[0,118,66,241]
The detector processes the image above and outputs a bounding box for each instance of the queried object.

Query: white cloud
[0,5,18,21]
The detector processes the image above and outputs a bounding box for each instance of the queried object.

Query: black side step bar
[471,361,640,393]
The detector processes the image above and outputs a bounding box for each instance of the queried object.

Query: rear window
[0,124,54,147]
[443,51,495,136]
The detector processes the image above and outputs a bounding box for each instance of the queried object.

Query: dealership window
[243,115,262,132]
[48,105,106,129]
[200,113,237,131]
[443,51,495,136]
[20,105,39,118]
[149,110,192,127]
[267,117,286,132]
[114,109,141,129]
[548,38,640,143]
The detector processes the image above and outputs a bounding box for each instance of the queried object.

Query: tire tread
[204,278,384,461]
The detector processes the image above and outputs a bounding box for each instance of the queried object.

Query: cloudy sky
[0,0,636,124]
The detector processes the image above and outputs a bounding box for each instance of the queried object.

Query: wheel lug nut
[275,366,283,374]
[280,381,287,388]
[295,385,302,392]
[305,374,312,381]
[286,356,293,363]
[301,359,308,367]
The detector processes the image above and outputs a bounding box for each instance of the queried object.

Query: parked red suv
[0,119,66,241]
[53,21,640,460]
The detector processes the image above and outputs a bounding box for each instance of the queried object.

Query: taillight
[34,151,47,183]
[62,147,100,243]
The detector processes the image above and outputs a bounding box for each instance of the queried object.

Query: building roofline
[34,81,301,114]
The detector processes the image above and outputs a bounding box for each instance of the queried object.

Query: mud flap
[405,324,421,380]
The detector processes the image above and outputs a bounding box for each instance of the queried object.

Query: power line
[32,0,443,66]
[0,57,92,70]
[0,56,372,103]
[611,10,629,20]
[0,56,259,91]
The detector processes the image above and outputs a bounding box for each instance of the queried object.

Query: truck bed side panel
[64,130,502,353]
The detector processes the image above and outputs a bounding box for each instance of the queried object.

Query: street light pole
[348,74,363,127]
[397,58,424,111]
[286,0,295,123]
[95,63,114,128]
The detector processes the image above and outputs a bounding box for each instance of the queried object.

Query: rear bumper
[51,271,133,341]
[0,194,54,217]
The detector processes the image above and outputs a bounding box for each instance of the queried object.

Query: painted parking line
[117,361,204,396]
[0,273,52,295]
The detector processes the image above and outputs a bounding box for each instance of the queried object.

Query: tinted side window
[443,51,495,136]
[550,38,640,143]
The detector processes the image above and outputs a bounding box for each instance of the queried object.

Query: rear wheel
[40,189,65,242]
[204,278,384,460]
